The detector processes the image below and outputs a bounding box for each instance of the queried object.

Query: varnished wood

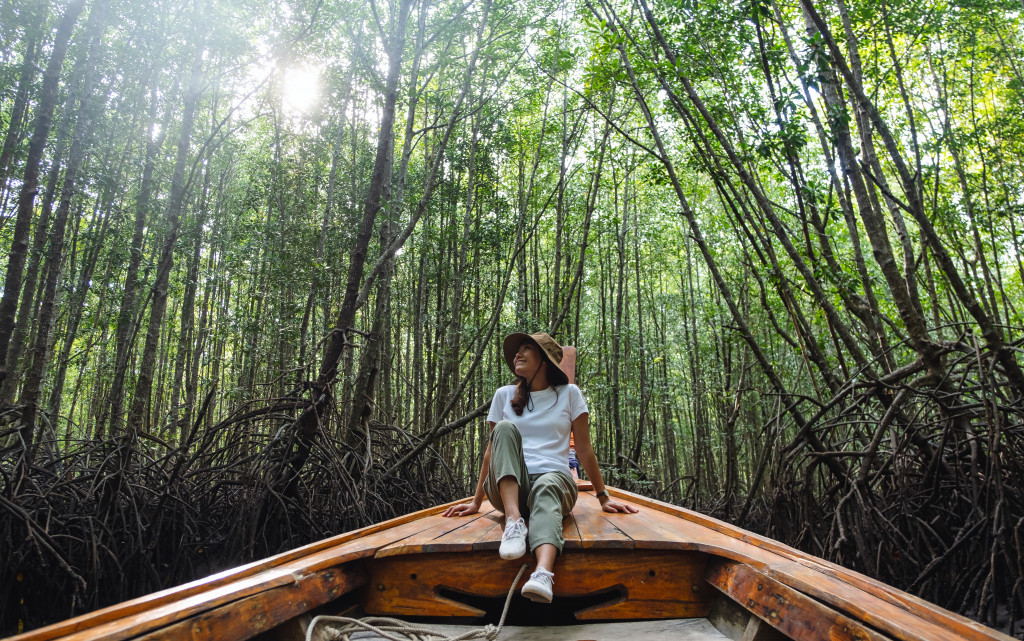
[363,550,713,620]
[470,514,506,551]
[571,550,713,620]
[561,512,583,549]
[570,493,633,549]
[424,505,502,549]
[610,488,1015,641]
[583,498,695,550]
[375,507,496,557]
[707,560,892,641]
[132,565,365,641]
[49,531,405,641]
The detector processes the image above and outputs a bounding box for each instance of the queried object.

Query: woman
[443,332,637,603]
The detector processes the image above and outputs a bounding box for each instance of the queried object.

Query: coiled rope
[306,563,529,641]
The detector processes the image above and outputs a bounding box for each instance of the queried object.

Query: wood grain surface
[362,549,714,620]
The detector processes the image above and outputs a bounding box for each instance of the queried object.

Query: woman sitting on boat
[443,332,638,603]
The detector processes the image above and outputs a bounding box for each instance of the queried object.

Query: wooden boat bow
[8,483,1013,641]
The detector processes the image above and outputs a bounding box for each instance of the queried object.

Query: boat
[7,348,1016,641]
[6,480,1015,641]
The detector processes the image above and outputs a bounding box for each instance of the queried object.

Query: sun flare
[281,64,321,115]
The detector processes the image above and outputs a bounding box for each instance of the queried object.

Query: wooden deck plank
[593,506,699,550]
[375,507,497,557]
[608,487,811,559]
[376,507,501,556]
[470,514,506,551]
[572,491,634,549]
[426,503,501,547]
[561,511,583,550]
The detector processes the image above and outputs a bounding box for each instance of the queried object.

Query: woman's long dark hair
[510,353,569,416]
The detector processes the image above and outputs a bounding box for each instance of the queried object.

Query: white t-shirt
[486,383,589,476]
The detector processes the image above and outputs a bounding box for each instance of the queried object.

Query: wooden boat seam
[374,508,498,558]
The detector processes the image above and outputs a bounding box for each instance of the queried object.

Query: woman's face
[513,342,545,378]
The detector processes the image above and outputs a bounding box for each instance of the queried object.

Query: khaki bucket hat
[502,332,563,375]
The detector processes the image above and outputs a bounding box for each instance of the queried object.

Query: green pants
[485,420,578,554]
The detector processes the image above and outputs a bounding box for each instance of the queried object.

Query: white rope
[307,563,530,641]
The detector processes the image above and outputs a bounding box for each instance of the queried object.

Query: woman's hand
[599,497,639,514]
[443,501,481,517]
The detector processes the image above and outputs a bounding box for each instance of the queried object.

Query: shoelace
[528,569,553,587]
[502,518,526,540]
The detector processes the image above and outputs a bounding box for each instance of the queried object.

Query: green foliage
[1,0,1024,631]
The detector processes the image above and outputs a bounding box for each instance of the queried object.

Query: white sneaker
[499,517,528,559]
[521,569,554,603]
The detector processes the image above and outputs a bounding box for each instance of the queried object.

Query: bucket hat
[502,332,563,375]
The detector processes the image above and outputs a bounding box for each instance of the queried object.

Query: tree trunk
[800,0,1024,395]
[167,159,210,438]
[101,88,167,438]
[127,40,203,434]
[20,0,108,450]
[0,83,75,406]
[592,0,850,483]
[0,2,45,206]
[0,0,86,394]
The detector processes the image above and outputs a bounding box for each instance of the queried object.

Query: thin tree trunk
[167,159,210,438]
[612,173,627,475]
[0,3,45,207]
[350,0,490,435]
[101,89,167,438]
[127,39,203,434]
[800,0,1024,395]
[277,0,415,482]
[591,0,849,483]
[0,0,86,394]
[20,0,107,450]
[0,87,76,406]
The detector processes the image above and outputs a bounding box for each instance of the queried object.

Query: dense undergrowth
[0,406,462,636]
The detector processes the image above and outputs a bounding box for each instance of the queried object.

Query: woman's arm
[443,421,495,517]
[572,413,638,514]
